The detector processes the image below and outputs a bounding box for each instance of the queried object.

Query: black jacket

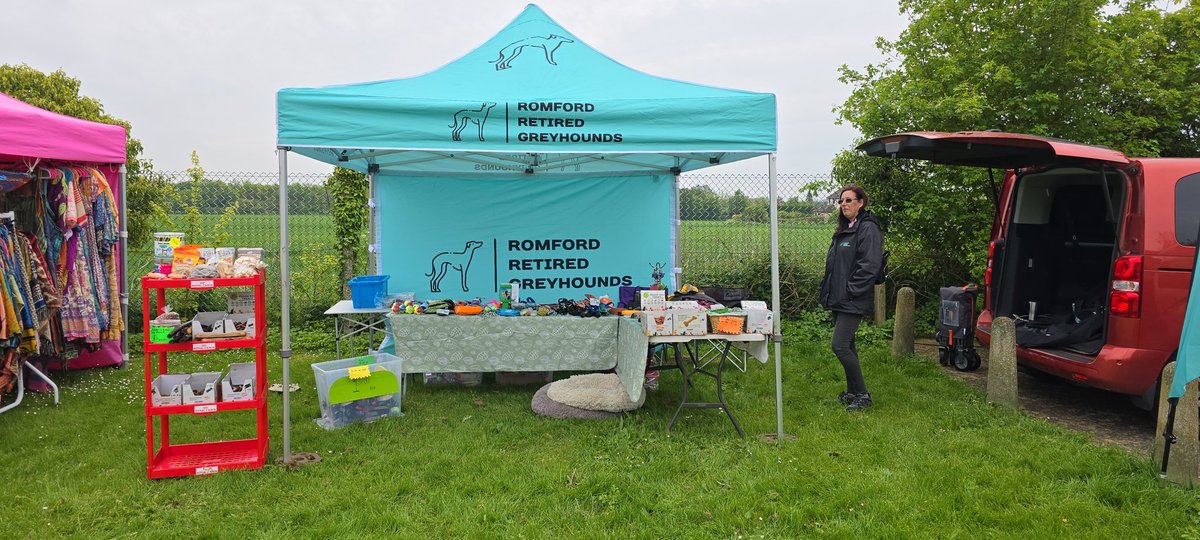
[819,210,884,316]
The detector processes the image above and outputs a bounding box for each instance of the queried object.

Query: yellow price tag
[347,365,371,380]
[168,237,183,248]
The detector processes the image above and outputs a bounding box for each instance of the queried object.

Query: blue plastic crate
[348,274,390,308]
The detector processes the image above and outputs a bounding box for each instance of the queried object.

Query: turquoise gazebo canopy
[276,4,776,176]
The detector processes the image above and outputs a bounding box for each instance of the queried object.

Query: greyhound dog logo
[426,240,484,292]
[489,34,574,70]
[449,102,496,142]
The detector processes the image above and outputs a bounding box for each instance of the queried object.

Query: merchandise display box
[639,290,667,312]
[226,291,255,314]
[151,374,189,407]
[191,311,257,339]
[741,301,773,334]
[667,301,705,336]
[220,362,256,402]
[312,353,405,429]
[182,371,222,405]
[641,311,673,336]
[672,310,707,336]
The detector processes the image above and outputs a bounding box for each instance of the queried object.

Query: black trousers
[832,311,868,395]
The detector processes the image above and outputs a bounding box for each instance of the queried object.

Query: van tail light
[1110,255,1143,317]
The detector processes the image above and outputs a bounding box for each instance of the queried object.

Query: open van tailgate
[857,131,1130,168]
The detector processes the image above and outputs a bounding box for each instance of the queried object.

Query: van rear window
[1176,173,1200,246]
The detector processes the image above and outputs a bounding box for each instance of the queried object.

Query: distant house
[817,190,841,216]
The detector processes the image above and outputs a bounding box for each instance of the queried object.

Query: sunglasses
[839,198,859,204]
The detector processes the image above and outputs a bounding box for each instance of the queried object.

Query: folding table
[650,333,768,437]
[324,300,391,358]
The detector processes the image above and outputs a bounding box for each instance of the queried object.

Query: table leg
[665,339,744,437]
[715,341,745,437]
[335,315,341,359]
[665,346,692,434]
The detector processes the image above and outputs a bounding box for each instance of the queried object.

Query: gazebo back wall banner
[378,174,671,301]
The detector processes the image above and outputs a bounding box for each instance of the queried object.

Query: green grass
[2,326,1197,538]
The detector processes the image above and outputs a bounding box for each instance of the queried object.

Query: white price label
[189,280,214,289]
[194,404,217,414]
[195,466,219,475]
[192,342,217,352]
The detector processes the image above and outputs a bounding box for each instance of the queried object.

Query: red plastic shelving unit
[141,271,269,479]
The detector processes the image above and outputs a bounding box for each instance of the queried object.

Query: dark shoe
[846,392,873,412]
[837,391,854,405]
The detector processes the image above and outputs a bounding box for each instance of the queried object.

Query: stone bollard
[891,287,914,357]
[986,317,1018,408]
[1155,361,1199,487]
[873,284,887,326]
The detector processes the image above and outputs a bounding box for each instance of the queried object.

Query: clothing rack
[0,209,61,414]
[0,357,59,414]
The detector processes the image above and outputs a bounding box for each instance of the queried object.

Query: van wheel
[953,350,982,372]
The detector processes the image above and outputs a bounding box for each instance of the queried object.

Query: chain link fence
[129,170,837,329]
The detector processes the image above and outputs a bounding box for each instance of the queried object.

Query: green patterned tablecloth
[387,314,649,401]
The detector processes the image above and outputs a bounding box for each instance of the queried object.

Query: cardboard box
[182,371,222,404]
[226,291,255,314]
[191,311,256,339]
[666,301,705,336]
[672,310,707,335]
[742,301,774,334]
[150,374,188,407]
[220,362,256,402]
[641,311,673,336]
[639,290,667,311]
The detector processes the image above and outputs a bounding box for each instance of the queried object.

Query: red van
[858,131,1200,409]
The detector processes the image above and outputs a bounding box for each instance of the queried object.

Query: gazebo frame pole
[278,147,292,461]
[119,164,129,367]
[368,169,378,273]
[768,153,785,439]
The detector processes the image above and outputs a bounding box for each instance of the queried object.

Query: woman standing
[819,186,884,412]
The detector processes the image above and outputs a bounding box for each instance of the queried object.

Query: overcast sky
[4,0,908,176]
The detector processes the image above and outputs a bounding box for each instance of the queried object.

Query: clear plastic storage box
[311,352,405,429]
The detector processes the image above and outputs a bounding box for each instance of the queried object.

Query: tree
[680,185,726,220]
[163,151,238,246]
[326,167,368,298]
[833,0,1199,292]
[0,64,165,246]
[727,189,749,217]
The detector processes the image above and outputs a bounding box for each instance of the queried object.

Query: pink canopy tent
[0,92,127,374]
[0,92,126,164]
